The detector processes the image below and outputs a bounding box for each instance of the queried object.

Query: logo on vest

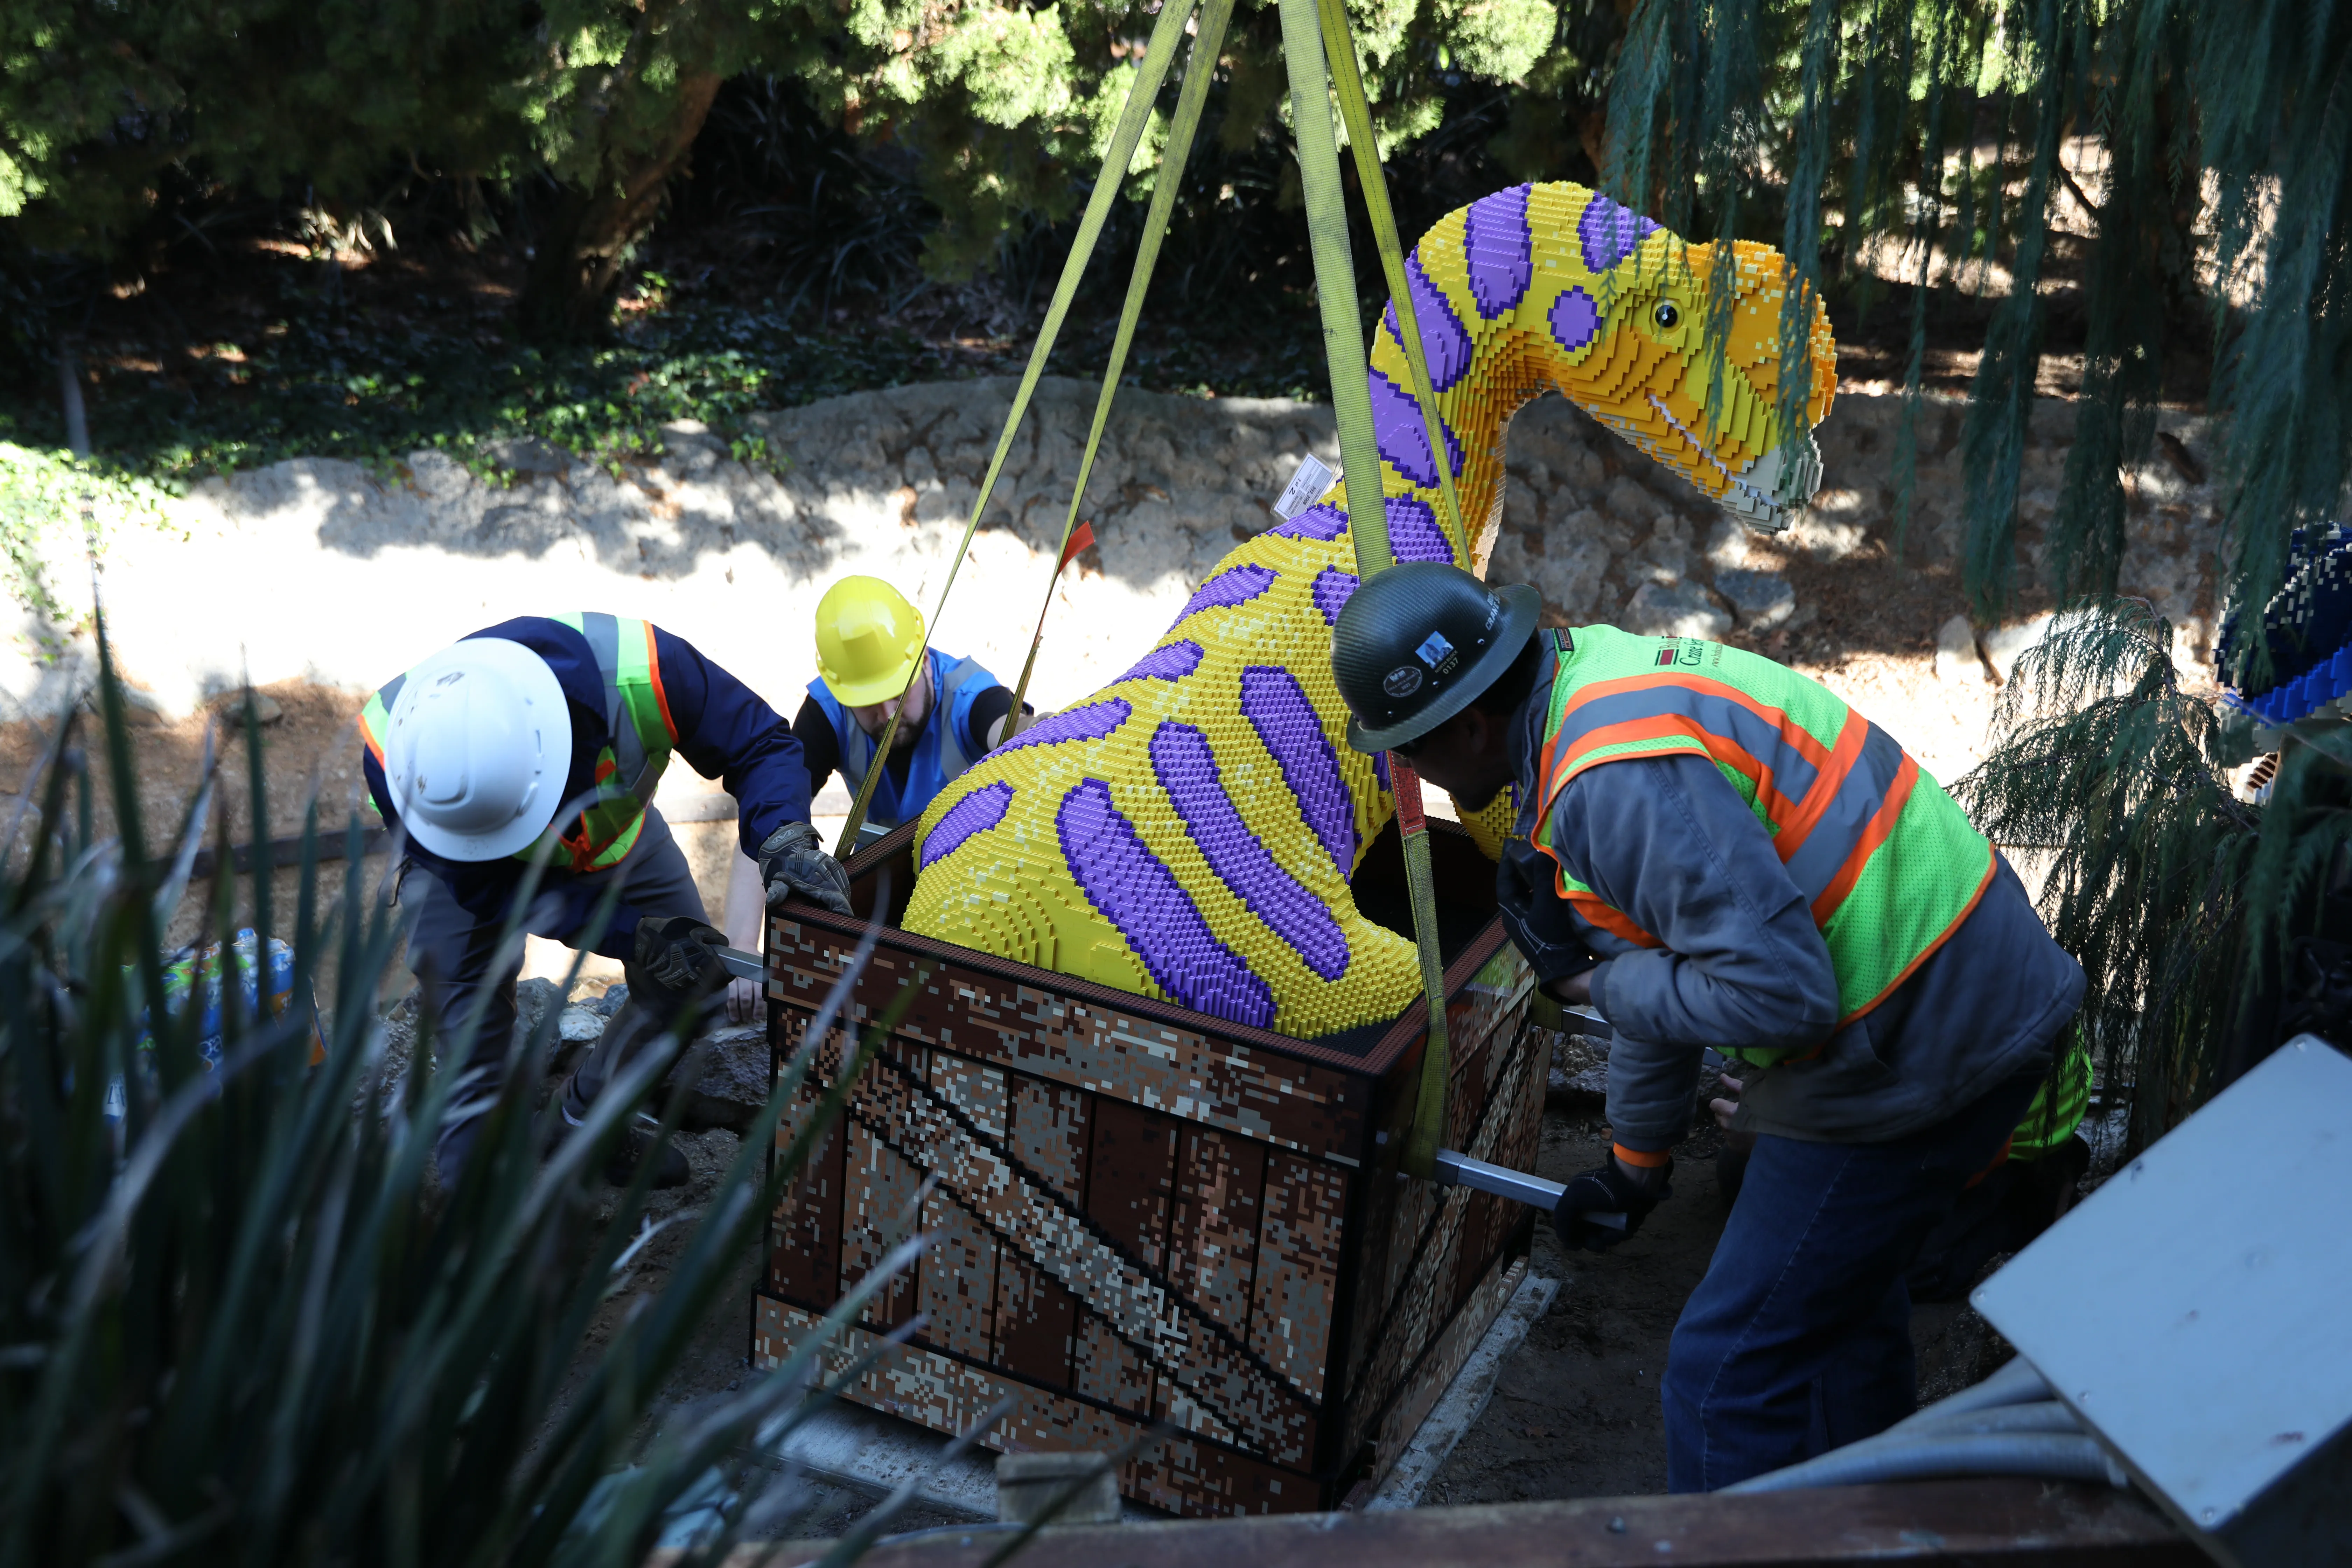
[1654,639,1705,668]
[1384,665,1424,698]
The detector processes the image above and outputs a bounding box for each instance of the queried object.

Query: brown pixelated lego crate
[753,815,1547,1518]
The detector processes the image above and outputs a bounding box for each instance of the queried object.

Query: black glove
[629,916,732,1015]
[758,821,852,915]
[1550,1156,1671,1253]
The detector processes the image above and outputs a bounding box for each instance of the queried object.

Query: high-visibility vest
[360,612,677,873]
[806,647,996,830]
[2007,1027,2092,1159]
[1530,626,1997,1060]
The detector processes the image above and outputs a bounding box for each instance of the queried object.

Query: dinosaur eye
[1653,300,1681,330]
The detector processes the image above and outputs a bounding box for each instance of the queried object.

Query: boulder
[1704,516,1754,570]
[1623,580,1732,641]
[665,1025,772,1132]
[1934,614,1988,686]
[552,1005,607,1073]
[1715,568,1795,630]
[1980,613,2059,684]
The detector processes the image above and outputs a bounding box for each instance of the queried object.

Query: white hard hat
[383,638,572,862]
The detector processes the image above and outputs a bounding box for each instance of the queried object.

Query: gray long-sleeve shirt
[1508,649,2085,1152]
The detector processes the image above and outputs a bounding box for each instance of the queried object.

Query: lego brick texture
[898,181,1837,1042]
[758,917,1547,1516]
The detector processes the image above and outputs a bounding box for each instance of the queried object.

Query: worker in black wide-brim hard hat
[1329,562,2087,1493]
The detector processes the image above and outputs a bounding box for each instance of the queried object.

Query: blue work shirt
[363,616,809,957]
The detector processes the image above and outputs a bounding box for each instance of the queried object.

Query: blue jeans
[1662,1068,2044,1492]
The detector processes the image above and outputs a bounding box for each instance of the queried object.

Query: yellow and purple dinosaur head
[1370,182,1838,557]
[896,182,1840,1042]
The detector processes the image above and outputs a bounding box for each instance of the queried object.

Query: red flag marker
[1058,520,1096,572]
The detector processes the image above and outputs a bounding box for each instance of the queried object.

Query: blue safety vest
[807,648,996,829]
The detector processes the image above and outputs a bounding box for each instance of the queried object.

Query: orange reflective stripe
[642,620,678,741]
[1836,852,1997,1025]
[1613,1143,1671,1168]
[1560,672,1836,770]
[1773,708,1868,863]
[1964,1132,2017,1189]
[1558,712,1735,775]
[1811,754,1919,925]
[1543,679,1814,827]
[1563,889,1662,948]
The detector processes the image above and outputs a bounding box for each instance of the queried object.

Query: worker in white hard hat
[360,612,852,1185]
[716,576,1030,1021]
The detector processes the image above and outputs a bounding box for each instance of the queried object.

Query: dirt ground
[1419,1079,2013,1506]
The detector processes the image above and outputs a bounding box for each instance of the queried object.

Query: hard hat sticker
[1415,631,1456,667]
[1384,666,1424,698]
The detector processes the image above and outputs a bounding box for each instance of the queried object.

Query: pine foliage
[1602,0,2350,1130]
[1954,603,2255,1148]
[1598,0,2350,632]
[0,639,912,1567]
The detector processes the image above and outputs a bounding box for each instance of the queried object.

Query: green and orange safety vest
[359,611,678,874]
[1529,626,2086,1157]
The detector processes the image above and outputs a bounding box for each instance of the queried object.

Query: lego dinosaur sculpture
[900,181,1838,1039]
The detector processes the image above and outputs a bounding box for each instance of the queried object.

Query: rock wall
[6,376,2224,797]
[1488,392,2222,658]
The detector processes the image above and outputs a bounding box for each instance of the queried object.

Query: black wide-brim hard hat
[1331,563,1543,753]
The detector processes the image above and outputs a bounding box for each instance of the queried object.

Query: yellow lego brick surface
[901,182,1836,1039]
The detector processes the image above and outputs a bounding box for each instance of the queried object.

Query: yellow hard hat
[815,576,925,706]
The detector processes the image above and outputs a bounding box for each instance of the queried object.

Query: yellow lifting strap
[835,0,1202,853]
[1279,0,1460,1181]
[1007,0,1239,725]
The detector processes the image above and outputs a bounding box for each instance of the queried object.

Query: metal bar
[717,946,764,983]
[1430,1148,1625,1231]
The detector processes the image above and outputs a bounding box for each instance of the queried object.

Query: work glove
[1550,1156,1671,1253]
[628,916,733,1017]
[757,820,852,915]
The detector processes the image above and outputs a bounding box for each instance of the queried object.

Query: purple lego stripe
[1241,666,1358,878]
[1578,193,1659,273]
[920,780,1014,870]
[1388,497,1456,565]
[1273,502,1348,541]
[1149,722,1349,981]
[1311,565,1359,626]
[1118,640,1205,683]
[1463,185,1534,320]
[1382,246,1473,391]
[995,697,1132,754]
[1370,368,1462,490]
[1057,779,1276,1029]
[1173,562,1278,626]
[1374,750,1392,791]
[1549,285,1600,352]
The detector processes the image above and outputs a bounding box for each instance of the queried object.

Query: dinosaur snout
[1719,434,1825,533]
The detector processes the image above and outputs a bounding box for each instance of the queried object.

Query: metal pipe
[1891,1400,2081,1440]
[1430,1148,1626,1230]
[1723,1433,2127,1493]
[1878,1355,2052,1438]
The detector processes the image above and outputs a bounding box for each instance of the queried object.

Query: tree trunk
[518,69,724,339]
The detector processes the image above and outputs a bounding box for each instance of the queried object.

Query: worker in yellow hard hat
[799,573,1032,831]
[718,576,1029,1018]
